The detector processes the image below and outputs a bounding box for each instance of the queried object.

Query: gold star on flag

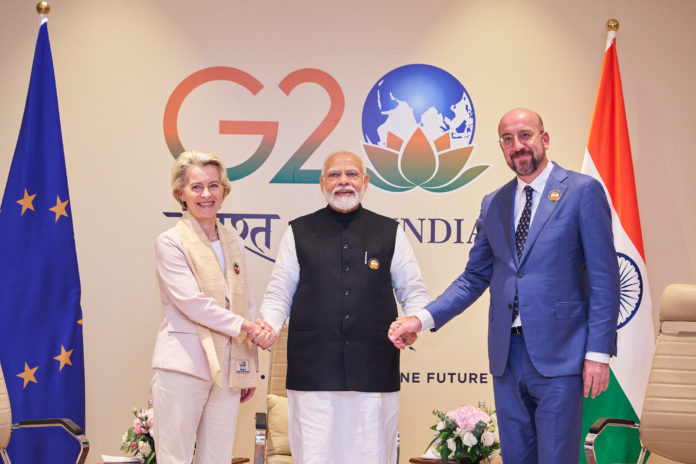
[49,195,69,222]
[17,189,37,215]
[17,362,38,388]
[77,319,83,325]
[53,345,74,371]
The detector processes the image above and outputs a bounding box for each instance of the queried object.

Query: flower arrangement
[120,406,156,464]
[426,405,500,463]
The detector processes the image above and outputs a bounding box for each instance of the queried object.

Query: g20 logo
[163,64,489,193]
[361,64,489,193]
[163,67,343,184]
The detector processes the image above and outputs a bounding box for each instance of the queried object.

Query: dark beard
[510,150,539,176]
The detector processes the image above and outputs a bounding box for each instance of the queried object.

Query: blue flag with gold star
[0,19,85,463]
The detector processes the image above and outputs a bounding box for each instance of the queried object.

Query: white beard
[324,185,365,212]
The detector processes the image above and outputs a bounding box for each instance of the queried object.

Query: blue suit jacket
[427,163,619,377]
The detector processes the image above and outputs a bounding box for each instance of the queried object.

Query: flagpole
[37,1,50,25]
[605,19,618,51]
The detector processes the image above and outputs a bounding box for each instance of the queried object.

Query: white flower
[482,431,495,447]
[138,441,151,456]
[434,437,442,446]
[462,431,477,447]
[447,438,457,452]
[436,421,446,431]
[120,432,128,445]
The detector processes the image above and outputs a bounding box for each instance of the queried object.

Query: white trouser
[152,348,241,464]
[287,390,399,464]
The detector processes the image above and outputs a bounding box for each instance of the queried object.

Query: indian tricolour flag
[580,22,656,464]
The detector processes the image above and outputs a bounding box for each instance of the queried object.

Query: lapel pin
[368,257,380,270]
[233,263,240,274]
[548,190,561,202]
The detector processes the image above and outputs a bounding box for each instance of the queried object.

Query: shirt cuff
[585,351,610,363]
[415,309,435,332]
[259,312,286,336]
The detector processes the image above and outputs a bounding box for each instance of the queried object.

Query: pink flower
[133,425,143,435]
[482,431,496,447]
[130,442,138,450]
[146,418,154,428]
[446,405,490,432]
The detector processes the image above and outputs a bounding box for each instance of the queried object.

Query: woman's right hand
[241,319,262,339]
[241,319,276,349]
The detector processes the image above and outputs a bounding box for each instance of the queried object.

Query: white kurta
[259,222,430,464]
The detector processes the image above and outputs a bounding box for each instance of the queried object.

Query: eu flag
[0,18,86,463]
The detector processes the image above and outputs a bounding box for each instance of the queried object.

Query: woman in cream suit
[151,151,272,464]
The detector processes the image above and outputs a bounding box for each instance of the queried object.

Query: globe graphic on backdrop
[362,64,475,149]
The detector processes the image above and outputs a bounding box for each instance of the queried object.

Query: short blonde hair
[171,151,232,210]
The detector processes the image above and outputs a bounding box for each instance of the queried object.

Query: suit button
[343,243,349,250]
[345,340,350,345]
[508,303,512,309]
[344,265,350,272]
[344,289,350,296]
[344,314,350,320]
[517,272,523,278]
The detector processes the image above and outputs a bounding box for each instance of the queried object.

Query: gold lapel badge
[548,190,561,202]
[368,257,380,270]
[233,263,240,274]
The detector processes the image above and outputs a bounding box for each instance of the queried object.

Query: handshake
[241,315,423,351]
[387,316,423,350]
[241,319,277,350]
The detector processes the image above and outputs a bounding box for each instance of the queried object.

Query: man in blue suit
[389,108,620,463]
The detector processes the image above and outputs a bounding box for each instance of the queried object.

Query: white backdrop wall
[1,1,695,462]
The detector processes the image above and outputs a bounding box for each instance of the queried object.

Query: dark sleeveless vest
[286,205,400,392]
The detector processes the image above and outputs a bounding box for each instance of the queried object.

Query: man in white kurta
[258,151,429,464]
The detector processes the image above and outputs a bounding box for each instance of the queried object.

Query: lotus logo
[361,64,490,193]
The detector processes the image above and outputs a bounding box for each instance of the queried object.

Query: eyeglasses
[499,130,544,148]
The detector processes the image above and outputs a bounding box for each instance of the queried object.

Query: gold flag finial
[606,18,619,31]
[36,1,50,14]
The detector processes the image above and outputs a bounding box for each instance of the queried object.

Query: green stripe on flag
[580,369,642,464]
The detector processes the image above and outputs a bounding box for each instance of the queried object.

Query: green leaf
[421,146,474,189]
[366,168,414,192]
[422,164,490,193]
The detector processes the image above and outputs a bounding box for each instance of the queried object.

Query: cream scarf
[175,212,257,389]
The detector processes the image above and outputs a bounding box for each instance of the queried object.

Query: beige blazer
[151,227,256,380]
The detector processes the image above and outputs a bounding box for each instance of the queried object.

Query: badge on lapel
[233,263,240,274]
[548,190,561,202]
[368,257,380,270]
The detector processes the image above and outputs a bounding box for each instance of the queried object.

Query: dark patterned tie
[512,186,534,321]
[515,186,534,259]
